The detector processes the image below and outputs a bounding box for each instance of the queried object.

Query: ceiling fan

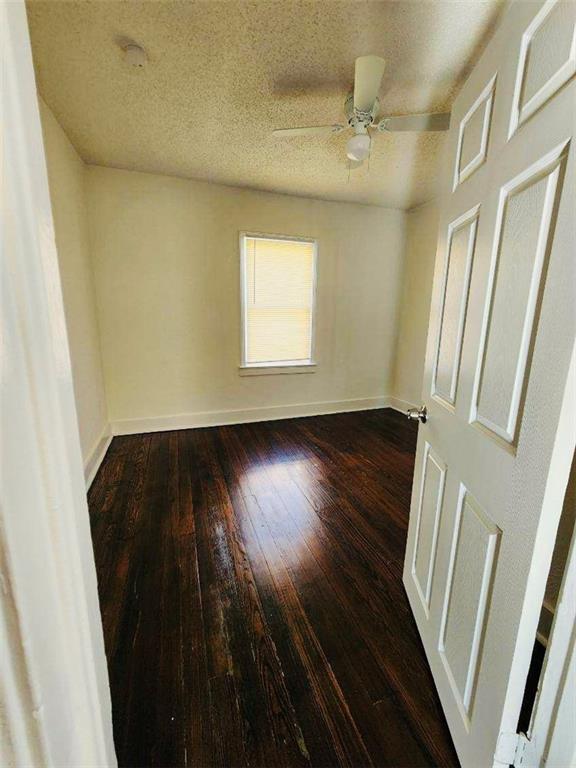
[273,56,450,165]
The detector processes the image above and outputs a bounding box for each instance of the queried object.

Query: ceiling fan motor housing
[345,92,380,129]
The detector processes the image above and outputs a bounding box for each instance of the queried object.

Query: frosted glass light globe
[346,133,370,161]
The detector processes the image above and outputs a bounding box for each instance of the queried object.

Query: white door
[402,1,576,766]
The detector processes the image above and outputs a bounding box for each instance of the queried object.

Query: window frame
[239,231,318,373]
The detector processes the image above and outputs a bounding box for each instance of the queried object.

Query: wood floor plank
[216,431,345,768]
[185,428,311,768]
[240,421,451,766]
[89,434,152,660]
[217,425,376,768]
[267,419,456,763]
[89,409,459,767]
[111,432,174,765]
[174,430,211,768]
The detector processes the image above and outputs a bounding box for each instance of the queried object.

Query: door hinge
[495,732,536,766]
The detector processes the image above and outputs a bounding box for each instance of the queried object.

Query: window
[240,233,317,370]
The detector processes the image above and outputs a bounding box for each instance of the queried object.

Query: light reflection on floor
[234,452,325,583]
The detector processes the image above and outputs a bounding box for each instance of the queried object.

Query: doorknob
[407,405,428,424]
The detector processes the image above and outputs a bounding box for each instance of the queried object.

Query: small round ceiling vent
[124,44,147,69]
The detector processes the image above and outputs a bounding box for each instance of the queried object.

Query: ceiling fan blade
[353,55,386,113]
[377,112,451,132]
[272,124,345,137]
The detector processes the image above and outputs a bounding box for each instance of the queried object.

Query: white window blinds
[242,235,316,366]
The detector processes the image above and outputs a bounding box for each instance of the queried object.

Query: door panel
[403,1,576,765]
[510,0,576,134]
[439,489,501,723]
[432,206,479,408]
[521,1,574,103]
[472,144,569,445]
[454,75,497,188]
[412,443,446,615]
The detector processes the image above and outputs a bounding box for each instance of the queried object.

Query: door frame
[1,1,116,764]
[526,446,576,766]
[495,341,576,765]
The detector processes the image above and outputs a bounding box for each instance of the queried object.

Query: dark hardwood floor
[88,409,458,768]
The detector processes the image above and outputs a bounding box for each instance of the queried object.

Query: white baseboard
[111,396,392,436]
[84,426,112,489]
[387,396,418,414]
[93,396,418,460]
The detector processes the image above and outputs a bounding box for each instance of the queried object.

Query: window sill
[239,363,317,377]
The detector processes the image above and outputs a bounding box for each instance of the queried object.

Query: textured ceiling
[27,0,506,209]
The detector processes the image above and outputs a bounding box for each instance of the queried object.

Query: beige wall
[392,201,439,406]
[39,101,437,437]
[39,100,108,466]
[85,166,407,429]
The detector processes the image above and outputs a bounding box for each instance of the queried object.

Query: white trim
[529,516,576,765]
[239,231,318,369]
[84,427,113,489]
[1,1,116,764]
[497,341,576,765]
[111,396,391,435]
[239,363,316,376]
[387,395,419,414]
